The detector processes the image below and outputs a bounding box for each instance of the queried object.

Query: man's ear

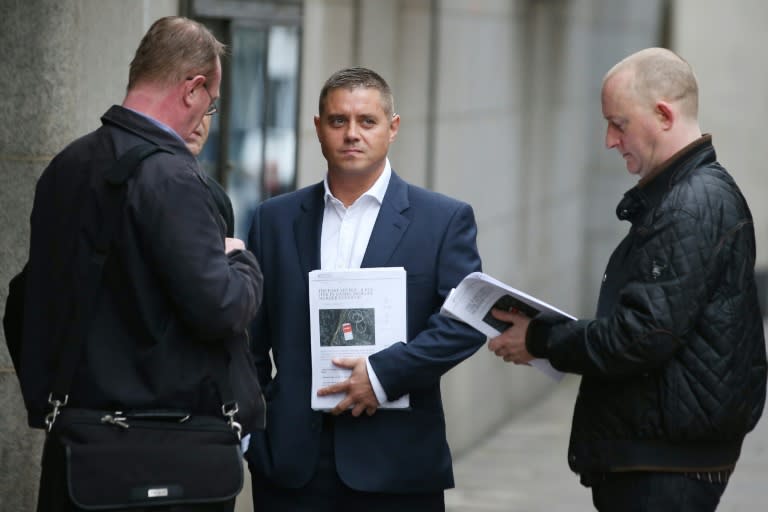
[184,75,206,108]
[389,113,401,142]
[656,101,675,130]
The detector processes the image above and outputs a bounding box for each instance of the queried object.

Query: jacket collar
[360,171,410,268]
[295,182,326,280]
[101,105,191,155]
[615,135,716,222]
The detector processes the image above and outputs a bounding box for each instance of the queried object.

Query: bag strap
[49,144,167,407]
[45,146,210,425]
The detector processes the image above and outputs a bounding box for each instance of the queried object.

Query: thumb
[331,357,357,369]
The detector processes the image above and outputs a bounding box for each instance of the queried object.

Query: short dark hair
[128,16,226,91]
[318,67,395,117]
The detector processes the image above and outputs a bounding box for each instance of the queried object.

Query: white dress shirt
[320,159,392,405]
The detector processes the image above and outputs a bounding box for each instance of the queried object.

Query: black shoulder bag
[44,144,245,510]
[3,262,26,371]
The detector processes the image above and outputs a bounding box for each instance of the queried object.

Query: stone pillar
[0,1,82,509]
[0,1,176,508]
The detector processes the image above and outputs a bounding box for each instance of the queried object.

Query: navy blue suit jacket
[245,171,485,493]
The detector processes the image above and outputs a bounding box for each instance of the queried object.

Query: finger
[365,407,376,416]
[490,308,516,321]
[509,310,531,321]
[331,357,356,369]
[488,337,508,352]
[317,382,348,396]
[330,398,351,415]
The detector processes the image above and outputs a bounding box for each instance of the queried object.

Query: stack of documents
[440,272,574,381]
[308,267,410,410]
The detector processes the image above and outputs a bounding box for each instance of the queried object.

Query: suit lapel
[361,171,410,268]
[294,183,325,285]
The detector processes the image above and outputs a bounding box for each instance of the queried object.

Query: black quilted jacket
[527,136,767,476]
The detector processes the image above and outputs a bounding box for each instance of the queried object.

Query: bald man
[488,47,766,511]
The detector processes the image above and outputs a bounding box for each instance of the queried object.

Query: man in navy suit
[246,67,486,511]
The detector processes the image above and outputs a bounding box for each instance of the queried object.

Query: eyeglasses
[202,85,219,116]
[188,76,219,116]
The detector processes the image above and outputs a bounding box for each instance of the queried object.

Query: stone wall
[0,2,176,509]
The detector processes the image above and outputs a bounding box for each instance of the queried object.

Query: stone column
[0,1,82,509]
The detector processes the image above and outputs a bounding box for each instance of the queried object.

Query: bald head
[604,47,699,121]
[601,48,704,179]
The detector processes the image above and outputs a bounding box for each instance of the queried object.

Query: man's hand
[487,308,534,365]
[317,357,380,417]
[225,237,245,253]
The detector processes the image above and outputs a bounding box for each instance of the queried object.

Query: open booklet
[308,267,410,411]
[440,272,575,382]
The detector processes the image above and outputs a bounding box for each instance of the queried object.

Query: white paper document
[309,267,410,410]
[440,272,575,382]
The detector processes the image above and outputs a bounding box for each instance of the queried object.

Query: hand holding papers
[316,356,380,416]
[440,272,575,381]
[309,268,410,411]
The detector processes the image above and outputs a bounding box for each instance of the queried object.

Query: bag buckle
[222,402,242,440]
[45,393,69,432]
[100,412,130,429]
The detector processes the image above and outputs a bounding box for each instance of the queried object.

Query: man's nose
[344,121,360,140]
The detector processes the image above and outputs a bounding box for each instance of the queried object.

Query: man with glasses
[15,16,263,511]
[203,85,219,116]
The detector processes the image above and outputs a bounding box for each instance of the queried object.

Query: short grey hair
[128,16,226,90]
[604,47,699,119]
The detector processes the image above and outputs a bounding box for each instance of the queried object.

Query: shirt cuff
[366,357,386,405]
